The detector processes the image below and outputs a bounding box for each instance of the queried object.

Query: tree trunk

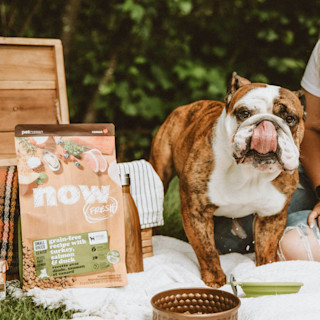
[18,0,42,36]
[60,0,81,68]
[0,3,8,36]
[82,51,118,123]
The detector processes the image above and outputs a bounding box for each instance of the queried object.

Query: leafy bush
[2,0,320,161]
[154,177,187,241]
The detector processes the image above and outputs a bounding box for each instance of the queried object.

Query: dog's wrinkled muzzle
[232,116,299,173]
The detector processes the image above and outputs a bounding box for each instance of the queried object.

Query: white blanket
[10,236,320,320]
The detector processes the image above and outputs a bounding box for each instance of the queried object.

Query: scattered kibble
[22,242,76,291]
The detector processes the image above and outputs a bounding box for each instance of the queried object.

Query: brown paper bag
[15,124,127,290]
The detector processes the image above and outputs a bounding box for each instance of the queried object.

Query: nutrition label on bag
[32,230,119,278]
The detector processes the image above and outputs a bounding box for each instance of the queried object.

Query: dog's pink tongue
[250,120,277,154]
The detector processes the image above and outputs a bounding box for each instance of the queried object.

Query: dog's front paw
[201,269,226,288]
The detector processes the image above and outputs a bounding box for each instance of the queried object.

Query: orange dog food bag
[15,124,127,290]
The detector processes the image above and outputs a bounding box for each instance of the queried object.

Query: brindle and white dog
[149,73,305,287]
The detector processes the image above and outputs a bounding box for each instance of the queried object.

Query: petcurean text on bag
[15,124,127,290]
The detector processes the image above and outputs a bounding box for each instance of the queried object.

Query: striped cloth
[118,160,164,229]
[0,166,19,273]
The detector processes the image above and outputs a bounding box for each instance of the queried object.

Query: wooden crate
[0,37,154,264]
[141,228,153,258]
[0,37,153,257]
[0,37,69,166]
[0,37,69,279]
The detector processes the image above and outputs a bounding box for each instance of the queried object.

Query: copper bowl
[151,287,241,319]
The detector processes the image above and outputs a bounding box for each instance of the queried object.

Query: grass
[0,276,78,319]
[0,292,76,320]
[154,176,187,242]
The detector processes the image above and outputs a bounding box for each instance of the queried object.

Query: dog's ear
[294,89,307,121]
[225,72,251,110]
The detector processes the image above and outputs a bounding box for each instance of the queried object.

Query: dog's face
[224,74,305,173]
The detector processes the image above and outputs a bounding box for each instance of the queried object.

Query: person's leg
[278,210,320,261]
[278,164,320,261]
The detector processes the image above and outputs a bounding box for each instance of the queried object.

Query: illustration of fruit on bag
[15,124,128,290]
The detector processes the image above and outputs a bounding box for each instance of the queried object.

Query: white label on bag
[88,231,108,245]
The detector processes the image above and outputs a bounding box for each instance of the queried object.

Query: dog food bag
[15,124,127,290]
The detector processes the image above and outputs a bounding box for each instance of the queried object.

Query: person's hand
[307,202,320,228]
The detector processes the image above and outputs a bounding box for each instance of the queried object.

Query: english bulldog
[149,73,305,287]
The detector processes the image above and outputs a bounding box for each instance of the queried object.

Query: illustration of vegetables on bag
[15,129,120,189]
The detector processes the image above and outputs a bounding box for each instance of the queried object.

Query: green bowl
[230,274,303,297]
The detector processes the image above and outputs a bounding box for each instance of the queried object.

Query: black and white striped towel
[118,160,164,229]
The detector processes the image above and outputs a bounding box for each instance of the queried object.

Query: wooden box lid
[0,37,69,166]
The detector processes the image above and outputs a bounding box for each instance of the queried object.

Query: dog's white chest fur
[208,167,286,218]
[207,110,287,218]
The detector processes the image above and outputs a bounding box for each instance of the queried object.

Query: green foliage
[0,286,76,320]
[1,0,320,161]
[154,177,187,242]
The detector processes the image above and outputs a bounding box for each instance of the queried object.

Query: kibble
[22,242,76,291]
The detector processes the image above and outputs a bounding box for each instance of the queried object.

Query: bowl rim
[238,282,304,287]
[150,287,241,317]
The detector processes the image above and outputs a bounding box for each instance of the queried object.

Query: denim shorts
[214,166,318,254]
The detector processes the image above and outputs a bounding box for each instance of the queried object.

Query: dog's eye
[285,115,296,126]
[234,107,251,121]
[237,110,251,121]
